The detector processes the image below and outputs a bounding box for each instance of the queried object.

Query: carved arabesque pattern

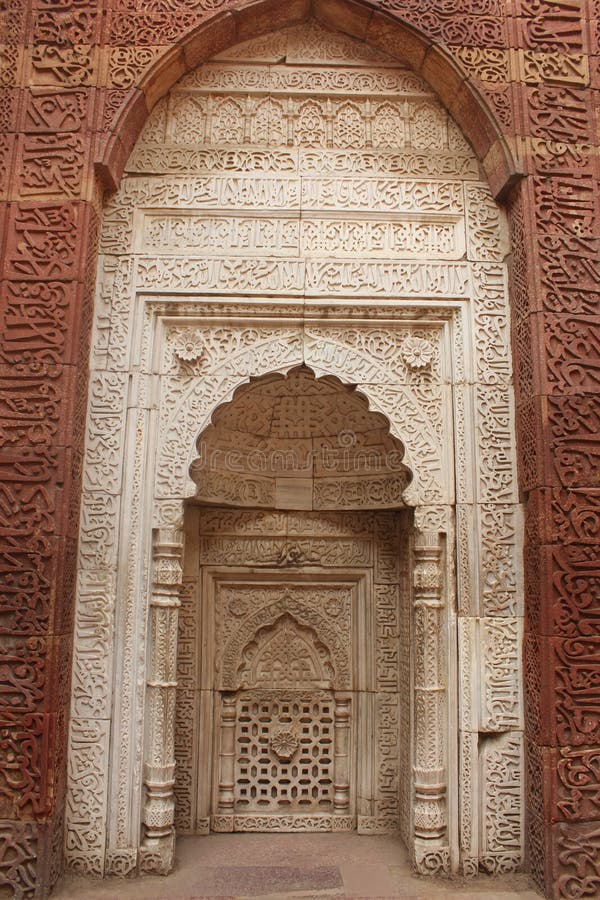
[219,590,351,692]
[236,614,335,689]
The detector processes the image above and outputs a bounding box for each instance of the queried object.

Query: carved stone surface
[480,733,523,866]
[189,367,410,512]
[64,17,522,886]
[3,0,599,896]
[235,693,335,810]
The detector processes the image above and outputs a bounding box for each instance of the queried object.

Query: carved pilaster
[412,531,449,875]
[141,527,183,874]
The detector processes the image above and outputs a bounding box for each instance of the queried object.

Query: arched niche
[235,612,335,689]
[174,368,418,844]
[68,14,523,885]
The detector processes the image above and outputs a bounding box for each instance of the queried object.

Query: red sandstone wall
[0,1,599,897]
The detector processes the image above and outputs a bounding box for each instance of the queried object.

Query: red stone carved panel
[550,488,600,548]
[0,281,86,369]
[545,547,600,637]
[516,397,548,494]
[536,235,600,317]
[1,204,87,283]
[524,630,546,743]
[0,712,55,820]
[31,7,100,48]
[533,176,597,238]
[525,806,549,895]
[543,315,600,394]
[30,45,97,89]
[512,315,536,402]
[0,366,78,450]
[108,11,213,46]
[21,90,89,136]
[0,88,18,135]
[17,133,86,199]
[518,0,585,54]
[0,639,47,713]
[527,492,600,647]
[556,746,600,824]
[0,820,37,900]
[507,188,532,325]
[525,632,600,751]
[548,396,600,490]
[526,85,591,145]
[380,1,506,46]
[554,637,600,749]
[554,820,600,899]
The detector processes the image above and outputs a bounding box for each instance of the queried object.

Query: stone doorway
[174,369,414,838]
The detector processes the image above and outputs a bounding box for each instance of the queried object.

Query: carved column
[140,527,183,874]
[333,696,351,819]
[213,694,237,832]
[412,531,449,875]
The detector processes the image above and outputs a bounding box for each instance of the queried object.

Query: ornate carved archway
[171,369,421,844]
[147,361,451,869]
[67,18,523,883]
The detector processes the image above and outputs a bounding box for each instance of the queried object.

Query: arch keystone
[231,0,311,43]
[312,0,374,40]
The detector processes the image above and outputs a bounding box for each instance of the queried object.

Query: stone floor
[53,834,542,899]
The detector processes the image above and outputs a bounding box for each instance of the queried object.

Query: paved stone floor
[53,834,542,899]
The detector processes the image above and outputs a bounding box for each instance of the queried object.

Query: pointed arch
[96,0,522,200]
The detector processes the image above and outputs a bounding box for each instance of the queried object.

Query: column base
[139,832,175,875]
[413,841,450,877]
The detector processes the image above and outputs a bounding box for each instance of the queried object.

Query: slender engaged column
[217,694,237,814]
[333,696,351,815]
[412,531,449,876]
[140,527,183,874]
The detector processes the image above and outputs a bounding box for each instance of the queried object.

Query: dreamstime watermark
[193,429,406,475]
